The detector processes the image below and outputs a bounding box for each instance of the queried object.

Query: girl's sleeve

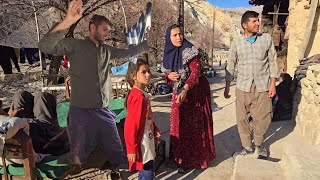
[185,56,200,89]
[124,93,146,154]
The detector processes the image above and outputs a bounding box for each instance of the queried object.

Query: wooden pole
[268,12,289,15]
[119,0,128,65]
[212,11,215,60]
[119,0,128,31]
[178,0,184,34]
[273,5,278,26]
[31,0,44,89]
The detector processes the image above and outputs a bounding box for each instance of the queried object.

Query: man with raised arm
[39,0,152,176]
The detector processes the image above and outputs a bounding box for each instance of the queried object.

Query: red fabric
[169,56,216,169]
[63,55,69,69]
[124,88,147,171]
[185,56,200,89]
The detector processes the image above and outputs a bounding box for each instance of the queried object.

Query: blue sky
[208,0,252,8]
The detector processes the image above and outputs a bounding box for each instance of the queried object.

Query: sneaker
[233,148,254,158]
[256,146,268,158]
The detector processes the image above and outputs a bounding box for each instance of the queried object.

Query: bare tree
[186,23,224,60]
[0,0,126,87]
[147,0,177,66]
[0,0,222,75]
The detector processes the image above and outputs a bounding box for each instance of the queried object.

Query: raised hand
[64,0,84,25]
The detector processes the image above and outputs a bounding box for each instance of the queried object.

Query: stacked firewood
[294,54,320,80]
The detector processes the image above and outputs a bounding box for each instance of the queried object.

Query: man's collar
[86,37,100,47]
[242,32,262,39]
[242,33,262,43]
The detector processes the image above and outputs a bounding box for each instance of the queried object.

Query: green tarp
[0,156,70,178]
[57,99,127,127]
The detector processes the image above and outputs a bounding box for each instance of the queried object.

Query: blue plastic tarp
[111,62,129,75]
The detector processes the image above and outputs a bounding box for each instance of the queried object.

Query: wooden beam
[268,12,289,15]
[273,5,278,26]
[22,138,36,180]
[178,0,184,34]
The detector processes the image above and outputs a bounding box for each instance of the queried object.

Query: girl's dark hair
[125,53,150,108]
[126,53,150,87]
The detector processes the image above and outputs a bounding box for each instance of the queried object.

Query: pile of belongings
[272,73,293,122]
[274,54,320,122]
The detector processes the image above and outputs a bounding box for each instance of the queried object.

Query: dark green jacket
[38,30,149,108]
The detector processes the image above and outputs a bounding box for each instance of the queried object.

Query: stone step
[280,141,320,180]
[232,156,283,180]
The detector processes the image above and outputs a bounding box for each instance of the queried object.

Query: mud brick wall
[287,0,320,76]
[295,64,320,145]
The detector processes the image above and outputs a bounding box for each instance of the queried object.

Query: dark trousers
[20,49,26,63]
[0,59,12,74]
[138,160,154,180]
[68,106,125,166]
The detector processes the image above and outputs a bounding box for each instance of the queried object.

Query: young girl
[124,53,161,180]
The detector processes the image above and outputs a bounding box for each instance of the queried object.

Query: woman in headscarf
[162,24,216,172]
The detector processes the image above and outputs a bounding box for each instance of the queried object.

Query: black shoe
[256,146,268,158]
[165,160,179,169]
[105,170,121,180]
[233,148,254,158]
[178,167,191,174]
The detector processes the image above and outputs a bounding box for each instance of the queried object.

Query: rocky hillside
[223,6,263,15]
[179,0,240,47]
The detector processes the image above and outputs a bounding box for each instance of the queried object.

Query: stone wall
[287,0,320,76]
[294,64,320,145]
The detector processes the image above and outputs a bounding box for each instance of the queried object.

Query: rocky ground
[1,64,42,106]
[0,62,65,107]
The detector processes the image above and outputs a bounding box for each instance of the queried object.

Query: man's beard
[94,33,105,44]
[249,26,259,33]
